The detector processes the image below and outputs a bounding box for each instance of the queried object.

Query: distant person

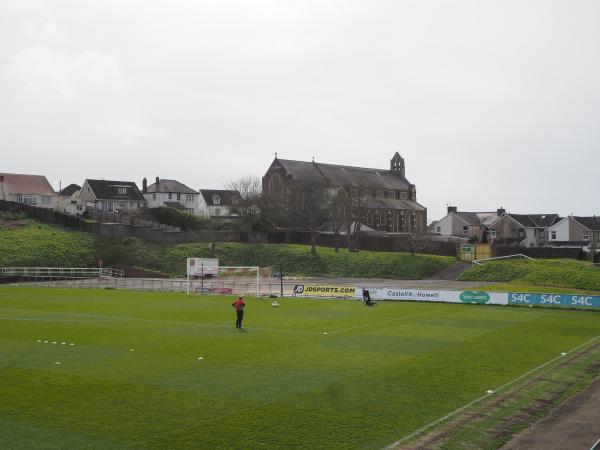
[362,289,374,306]
[232,296,246,329]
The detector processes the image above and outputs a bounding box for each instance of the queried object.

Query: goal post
[186,258,267,297]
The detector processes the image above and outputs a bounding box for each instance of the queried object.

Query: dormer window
[117,187,127,195]
[213,195,221,205]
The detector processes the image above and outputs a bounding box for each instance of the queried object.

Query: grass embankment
[0,219,453,279]
[0,220,95,267]
[459,259,600,293]
[1,287,599,449]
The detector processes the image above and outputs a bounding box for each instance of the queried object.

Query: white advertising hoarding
[187,258,219,276]
[357,287,508,306]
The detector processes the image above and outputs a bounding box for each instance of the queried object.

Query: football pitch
[1,286,599,449]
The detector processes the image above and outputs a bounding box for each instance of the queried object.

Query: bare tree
[287,179,332,254]
[226,176,262,242]
[329,188,352,252]
[346,194,368,252]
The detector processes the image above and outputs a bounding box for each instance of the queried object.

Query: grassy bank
[0,219,453,279]
[459,259,600,292]
[0,220,95,267]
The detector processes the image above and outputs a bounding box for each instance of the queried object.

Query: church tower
[390,152,405,178]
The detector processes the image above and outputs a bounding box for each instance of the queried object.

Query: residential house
[142,177,200,215]
[262,153,427,233]
[198,190,240,218]
[56,184,83,215]
[79,179,146,213]
[547,216,600,247]
[488,213,561,247]
[432,206,501,241]
[0,172,57,209]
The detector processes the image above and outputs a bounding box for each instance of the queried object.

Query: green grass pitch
[1,286,599,449]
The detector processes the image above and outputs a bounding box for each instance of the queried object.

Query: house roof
[449,211,499,226]
[58,184,80,197]
[146,179,197,194]
[163,201,186,210]
[500,213,561,228]
[276,159,412,190]
[199,189,240,206]
[0,173,55,196]
[85,179,145,201]
[573,216,600,231]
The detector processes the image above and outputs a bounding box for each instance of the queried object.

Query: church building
[262,153,427,233]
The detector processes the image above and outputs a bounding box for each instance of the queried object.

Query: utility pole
[591,223,598,265]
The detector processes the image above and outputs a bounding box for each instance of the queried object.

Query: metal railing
[0,267,124,278]
[472,254,534,265]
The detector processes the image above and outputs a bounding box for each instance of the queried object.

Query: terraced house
[262,152,427,233]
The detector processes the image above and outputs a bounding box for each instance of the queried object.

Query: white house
[0,172,57,209]
[56,184,83,215]
[432,206,501,241]
[198,189,240,218]
[79,179,146,213]
[142,177,200,215]
[487,213,561,247]
[547,216,600,245]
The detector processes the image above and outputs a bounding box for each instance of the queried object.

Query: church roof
[276,159,412,190]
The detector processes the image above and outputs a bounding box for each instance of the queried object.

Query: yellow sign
[293,285,356,297]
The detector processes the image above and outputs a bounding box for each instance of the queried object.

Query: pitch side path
[1,286,599,449]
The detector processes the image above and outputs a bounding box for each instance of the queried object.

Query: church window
[269,174,283,196]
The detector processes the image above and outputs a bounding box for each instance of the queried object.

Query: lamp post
[279,262,284,299]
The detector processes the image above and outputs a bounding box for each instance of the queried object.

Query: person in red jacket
[232,296,246,329]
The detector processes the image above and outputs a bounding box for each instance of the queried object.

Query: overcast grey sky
[1,0,598,220]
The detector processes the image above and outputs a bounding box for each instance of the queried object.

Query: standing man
[232,296,246,329]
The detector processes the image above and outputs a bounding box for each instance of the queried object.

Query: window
[187,208,194,214]
[119,201,126,208]
[351,188,358,198]
[490,230,497,239]
[583,231,590,241]
[362,189,370,198]
[152,194,156,201]
[117,187,127,194]
[186,194,194,202]
[232,198,239,205]
[463,225,468,235]
[388,191,396,199]
[130,202,135,207]
[168,193,172,200]
[269,174,284,196]
[377,190,384,198]
[177,193,181,201]
[551,231,557,240]
[213,195,221,205]
[41,196,50,204]
[436,226,441,233]
[138,202,144,208]
[399,191,407,200]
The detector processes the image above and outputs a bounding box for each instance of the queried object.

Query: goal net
[186,258,271,297]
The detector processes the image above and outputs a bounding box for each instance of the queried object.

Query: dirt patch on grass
[0,220,30,229]
[392,340,600,450]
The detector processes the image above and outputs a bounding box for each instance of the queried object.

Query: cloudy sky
[1,0,598,220]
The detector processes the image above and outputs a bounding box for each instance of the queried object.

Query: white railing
[0,267,124,278]
[472,254,534,265]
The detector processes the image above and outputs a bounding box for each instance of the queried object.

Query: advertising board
[293,285,356,297]
[508,292,600,308]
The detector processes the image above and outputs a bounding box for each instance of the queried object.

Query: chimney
[497,207,506,215]
[142,178,147,193]
[155,176,159,187]
[447,206,458,214]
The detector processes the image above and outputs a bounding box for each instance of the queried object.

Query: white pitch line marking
[386,335,600,449]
